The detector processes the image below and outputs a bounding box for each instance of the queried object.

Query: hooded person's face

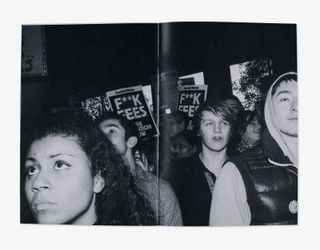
[272,80,298,137]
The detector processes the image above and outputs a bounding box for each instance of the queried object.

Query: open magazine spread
[21,22,298,226]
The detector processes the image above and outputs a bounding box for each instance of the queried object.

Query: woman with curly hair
[228,110,262,156]
[21,111,156,225]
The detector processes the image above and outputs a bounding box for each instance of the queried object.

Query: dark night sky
[160,22,296,99]
[45,24,158,107]
[26,22,296,111]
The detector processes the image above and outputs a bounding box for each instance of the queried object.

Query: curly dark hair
[230,110,256,143]
[21,110,156,225]
[228,110,261,156]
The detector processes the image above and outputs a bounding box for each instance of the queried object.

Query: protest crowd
[21,24,297,226]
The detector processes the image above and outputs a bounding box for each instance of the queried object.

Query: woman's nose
[174,146,181,154]
[31,170,51,193]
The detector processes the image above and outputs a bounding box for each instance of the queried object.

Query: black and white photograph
[2,0,320,249]
[20,22,297,226]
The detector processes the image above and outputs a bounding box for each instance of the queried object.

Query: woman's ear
[93,174,105,193]
[126,136,138,149]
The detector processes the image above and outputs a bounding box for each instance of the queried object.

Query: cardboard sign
[177,77,195,86]
[179,72,205,85]
[177,85,208,129]
[142,85,153,112]
[106,85,158,138]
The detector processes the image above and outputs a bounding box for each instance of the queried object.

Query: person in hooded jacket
[209,72,298,226]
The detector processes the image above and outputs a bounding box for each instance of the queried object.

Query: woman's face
[172,136,196,159]
[242,116,262,142]
[24,135,101,224]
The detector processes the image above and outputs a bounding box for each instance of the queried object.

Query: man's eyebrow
[276,90,291,96]
[104,123,120,129]
[104,123,119,128]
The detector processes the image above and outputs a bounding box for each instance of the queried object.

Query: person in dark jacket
[178,100,237,225]
[210,72,298,226]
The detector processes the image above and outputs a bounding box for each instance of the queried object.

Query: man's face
[272,80,298,137]
[98,118,128,155]
[199,111,231,152]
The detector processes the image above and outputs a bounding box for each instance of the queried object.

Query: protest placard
[178,72,205,85]
[106,85,158,138]
[176,84,208,129]
[21,26,47,77]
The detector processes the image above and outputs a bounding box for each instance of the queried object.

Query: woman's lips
[33,201,56,211]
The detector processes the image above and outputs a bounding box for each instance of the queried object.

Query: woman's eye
[54,160,71,170]
[205,122,213,127]
[25,165,39,176]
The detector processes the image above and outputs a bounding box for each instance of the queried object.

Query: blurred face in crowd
[24,135,103,224]
[199,111,231,152]
[172,135,196,159]
[242,115,262,142]
[169,118,186,138]
[224,98,242,115]
[99,118,128,155]
[272,80,298,137]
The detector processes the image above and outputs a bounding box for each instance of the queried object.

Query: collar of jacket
[261,129,294,167]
